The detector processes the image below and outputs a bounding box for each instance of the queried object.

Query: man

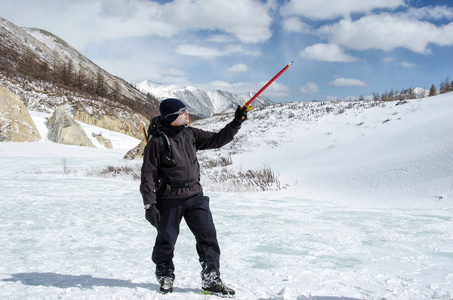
[140,98,247,297]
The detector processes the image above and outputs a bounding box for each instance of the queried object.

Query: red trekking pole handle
[242,61,294,111]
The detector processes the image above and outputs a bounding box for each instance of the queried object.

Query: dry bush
[205,165,284,192]
[93,164,141,180]
[199,156,232,169]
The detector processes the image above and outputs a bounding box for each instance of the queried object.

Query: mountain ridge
[135,79,274,117]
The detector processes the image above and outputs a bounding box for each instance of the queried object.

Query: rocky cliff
[47,106,94,147]
[0,86,41,142]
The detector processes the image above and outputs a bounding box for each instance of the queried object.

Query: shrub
[199,156,232,169]
[92,164,141,180]
[203,165,284,193]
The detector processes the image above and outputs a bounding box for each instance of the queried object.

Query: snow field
[0,154,451,299]
[1,93,453,299]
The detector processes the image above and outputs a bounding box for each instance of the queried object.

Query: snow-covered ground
[1,94,452,299]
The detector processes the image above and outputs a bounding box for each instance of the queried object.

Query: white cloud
[300,82,319,94]
[3,0,452,101]
[208,34,236,43]
[94,46,190,83]
[405,5,453,20]
[1,0,273,50]
[0,0,180,50]
[225,45,261,57]
[176,44,225,58]
[318,14,453,54]
[397,61,416,68]
[160,0,272,43]
[98,0,138,21]
[176,44,260,59]
[201,80,290,98]
[329,78,367,87]
[280,0,404,20]
[283,17,311,33]
[228,64,249,72]
[382,57,415,68]
[300,43,359,62]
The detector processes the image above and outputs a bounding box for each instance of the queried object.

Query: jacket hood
[153,116,186,137]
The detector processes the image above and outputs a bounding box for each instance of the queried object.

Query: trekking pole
[141,122,148,145]
[242,61,294,112]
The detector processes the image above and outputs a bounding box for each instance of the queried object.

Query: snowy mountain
[0,17,156,110]
[0,16,159,132]
[135,79,274,117]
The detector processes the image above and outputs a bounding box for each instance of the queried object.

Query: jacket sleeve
[192,120,241,151]
[139,139,160,205]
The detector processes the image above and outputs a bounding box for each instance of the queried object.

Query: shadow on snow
[1,272,198,294]
[3,272,367,299]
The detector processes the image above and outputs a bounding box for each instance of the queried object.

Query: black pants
[152,193,221,278]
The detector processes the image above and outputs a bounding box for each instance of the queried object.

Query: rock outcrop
[75,110,144,140]
[47,107,95,147]
[0,86,41,142]
[92,133,113,149]
[123,140,145,160]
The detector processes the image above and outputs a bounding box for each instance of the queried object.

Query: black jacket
[140,117,240,205]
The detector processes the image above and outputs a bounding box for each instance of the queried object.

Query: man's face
[170,108,190,126]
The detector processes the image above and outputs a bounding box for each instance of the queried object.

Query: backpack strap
[155,126,199,197]
[156,130,176,167]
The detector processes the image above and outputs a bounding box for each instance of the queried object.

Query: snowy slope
[194,93,453,207]
[135,80,273,117]
[0,94,452,299]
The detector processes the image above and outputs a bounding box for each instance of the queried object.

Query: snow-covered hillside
[1,94,452,299]
[194,93,453,207]
[135,80,273,117]
[0,17,159,121]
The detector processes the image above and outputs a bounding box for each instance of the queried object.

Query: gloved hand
[145,205,161,228]
[233,105,248,126]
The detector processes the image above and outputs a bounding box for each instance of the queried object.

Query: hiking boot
[201,279,235,298]
[158,276,174,294]
[201,271,235,298]
[155,261,175,294]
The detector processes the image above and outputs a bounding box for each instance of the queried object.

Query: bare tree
[65,60,74,86]
[428,84,437,97]
[19,48,38,77]
[95,68,106,97]
[51,50,61,84]
[439,76,452,94]
[372,92,380,101]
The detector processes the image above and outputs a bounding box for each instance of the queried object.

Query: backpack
[147,116,197,197]
[147,116,196,166]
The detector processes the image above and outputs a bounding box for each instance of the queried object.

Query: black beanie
[160,98,186,123]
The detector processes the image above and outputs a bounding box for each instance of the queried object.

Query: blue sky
[1,0,452,102]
